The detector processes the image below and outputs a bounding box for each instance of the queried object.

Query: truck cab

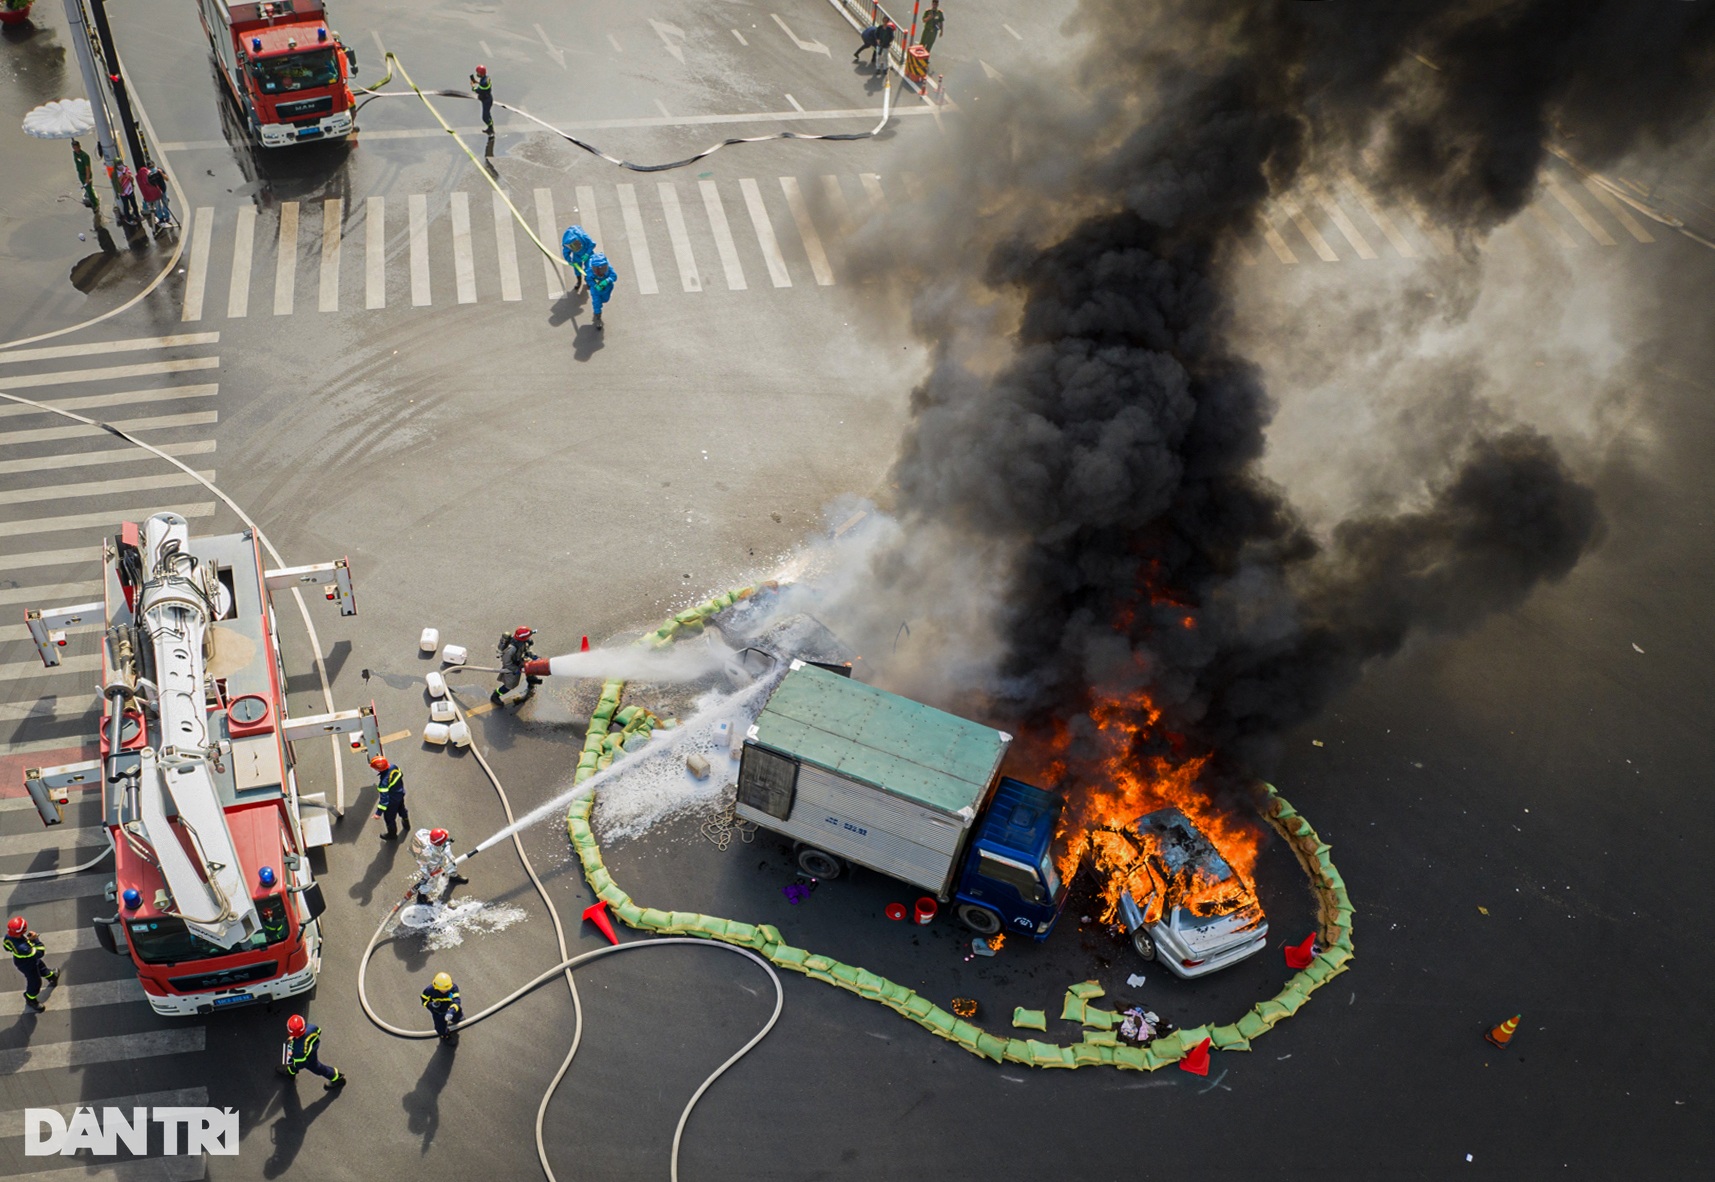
[951,778,1069,941]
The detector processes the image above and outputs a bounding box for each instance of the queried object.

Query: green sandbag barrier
[561,593,1355,1072]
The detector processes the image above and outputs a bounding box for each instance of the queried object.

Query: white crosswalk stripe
[493,190,523,302]
[700,181,747,291]
[180,208,214,322]
[1280,196,1339,262]
[780,177,834,286]
[740,178,791,287]
[1528,201,1578,248]
[0,1029,205,1075]
[1,1156,206,1182]
[1545,175,1615,245]
[0,412,216,448]
[658,182,703,293]
[0,977,144,1017]
[319,197,343,311]
[1580,177,1654,243]
[0,334,219,366]
[0,1090,208,1138]
[1305,178,1377,259]
[409,193,431,306]
[0,825,107,858]
[451,191,477,304]
[0,358,219,392]
[0,471,214,508]
[274,200,299,315]
[616,184,660,295]
[534,188,565,299]
[227,205,255,318]
[0,504,214,541]
[366,195,386,309]
[0,384,217,423]
[0,653,100,681]
[1336,170,1417,259]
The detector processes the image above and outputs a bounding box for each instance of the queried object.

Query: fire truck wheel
[1131,928,1157,961]
[956,904,1002,936]
[794,846,843,880]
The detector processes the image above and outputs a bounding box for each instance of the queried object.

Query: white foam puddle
[412,899,529,950]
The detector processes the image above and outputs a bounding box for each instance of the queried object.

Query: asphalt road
[1,0,1713,1179]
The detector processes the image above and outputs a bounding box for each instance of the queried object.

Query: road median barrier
[562,589,1356,1071]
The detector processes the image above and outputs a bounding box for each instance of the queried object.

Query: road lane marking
[0,470,215,508]
[366,195,386,309]
[1335,170,1417,258]
[1305,178,1376,259]
[615,184,660,295]
[739,178,791,287]
[0,1028,205,1075]
[819,175,853,234]
[1279,196,1338,261]
[377,729,413,745]
[779,177,833,285]
[273,201,299,315]
[1545,176,1616,245]
[772,13,829,56]
[1527,202,1578,248]
[0,411,217,448]
[0,333,220,366]
[227,205,255,318]
[492,190,522,302]
[0,357,220,393]
[658,182,702,292]
[859,173,886,214]
[319,197,343,311]
[409,193,431,306]
[180,209,214,322]
[535,22,568,69]
[0,383,218,421]
[649,18,687,63]
[732,29,748,46]
[451,191,477,304]
[1260,213,1299,263]
[785,94,805,113]
[534,188,564,299]
[608,33,622,54]
[573,185,605,251]
[0,503,215,541]
[1003,23,1023,39]
[1579,177,1654,242]
[0,439,213,479]
[699,181,747,291]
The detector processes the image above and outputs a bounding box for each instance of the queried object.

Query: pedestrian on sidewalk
[71,140,98,211]
[138,163,171,229]
[283,1015,348,1090]
[421,972,463,1041]
[372,756,409,840]
[5,917,60,1013]
[114,163,141,226]
[471,64,494,135]
[561,224,596,293]
[586,252,617,328]
[919,1,945,54]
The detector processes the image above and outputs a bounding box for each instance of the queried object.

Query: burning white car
[1105,807,1268,979]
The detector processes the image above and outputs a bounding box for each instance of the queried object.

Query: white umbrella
[22,98,96,140]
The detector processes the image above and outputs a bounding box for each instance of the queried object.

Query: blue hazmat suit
[587,252,617,317]
[561,225,595,278]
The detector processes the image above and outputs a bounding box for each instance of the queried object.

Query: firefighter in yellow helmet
[421,971,462,1041]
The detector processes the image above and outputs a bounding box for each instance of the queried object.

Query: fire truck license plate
[213,993,254,1008]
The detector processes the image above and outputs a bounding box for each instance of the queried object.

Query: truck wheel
[795,846,842,879]
[956,904,1002,936]
[1131,928,1157,961]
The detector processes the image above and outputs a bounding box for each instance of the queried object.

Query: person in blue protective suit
[284,1014,347,1090]
[587,253,617,329]
[561,225,596,293]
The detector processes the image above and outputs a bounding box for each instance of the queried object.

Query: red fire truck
[198,0,360,148]
[22,513,379,1017]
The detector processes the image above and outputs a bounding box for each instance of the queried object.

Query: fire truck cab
[21,514,379,1016]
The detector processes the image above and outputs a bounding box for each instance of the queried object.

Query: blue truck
[735,661,1069,940]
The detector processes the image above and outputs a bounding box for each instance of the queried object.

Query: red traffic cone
[1484,1014,1520,1048]
[580,635,590,652]
[1178,1036,1212,1077]
[582,901,619,945]
[1284,932,1317,969]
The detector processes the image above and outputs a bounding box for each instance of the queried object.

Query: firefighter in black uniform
[5,917,59,1012]
[284,1014,348,1090]
[471,64,494,134]
[372,756,410,840]
[492,626,540,706]
[422,971,463,1042]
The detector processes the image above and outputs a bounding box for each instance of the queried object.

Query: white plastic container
[429,700,457,723]
[448,719,472,748]
[419,627,440,653]
[441,644,468,666]
[423,722,451,746]
[426,671,447,699]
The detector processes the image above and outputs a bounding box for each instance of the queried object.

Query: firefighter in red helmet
[493,626,540,706]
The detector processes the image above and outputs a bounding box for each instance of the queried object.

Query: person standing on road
[919,1,945,54]
[372,756,409,840]
[561,224,596,293]
[587,253,617,329]
[284,1014,348,1090]
[412,828,469,906]
[493,626,540,706]
[114,163,141,227]
[71,140,98,211]
[861,21,897,72]
[471,64,495,135]
[421,972,463,1042]
[137,163,170,229]
[5,917,60,1013]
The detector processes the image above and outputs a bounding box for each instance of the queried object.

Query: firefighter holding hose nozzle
[411,828,469,906]
[492,626,540,706]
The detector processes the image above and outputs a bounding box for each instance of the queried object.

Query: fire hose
[354,688,784,1182]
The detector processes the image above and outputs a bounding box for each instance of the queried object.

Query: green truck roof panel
[753,663,1010,815]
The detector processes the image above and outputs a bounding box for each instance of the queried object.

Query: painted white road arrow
[772,13,831,57]
[534,23,567,69]
[649,18,688,64]
[979,59,1005,81]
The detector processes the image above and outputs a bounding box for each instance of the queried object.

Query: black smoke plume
[855,0,1709,777]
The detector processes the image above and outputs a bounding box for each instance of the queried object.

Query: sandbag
[1060,995,1087,1023]
[1081,1006,1117,1031]
[975,1033,1009,1063]
[1003,1040,1035,1064]
[903,995,936,1019]
[1236,1010,1271,1040]
[1208,1024,1251,1052]
[1073,1042,1106,1066]
[640,908,672,929]
[1082,1030,1118,1047]
[1112,1045,1150,1070]
[1027,1040,1073,1068]
[1012,1008,1047,1031]
[1068,980,1105,1000]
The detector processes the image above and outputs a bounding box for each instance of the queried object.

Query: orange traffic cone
[1178,1036,1212,1077]
[580,635,590,652]
[1484,1014,1520,1048]
[582,901,619,945]
[1284,932,1317,969]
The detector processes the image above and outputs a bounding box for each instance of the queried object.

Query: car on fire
[1114,807,1268,978]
